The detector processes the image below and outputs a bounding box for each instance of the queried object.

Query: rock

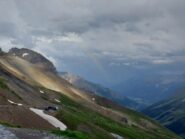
[121,117,128,124]
[8,48,56,73]
[0,125,18,139]
[8,127,64,139]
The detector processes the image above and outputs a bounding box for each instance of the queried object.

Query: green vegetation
[41,95,49,101]
[0,77,23,100]
[0,78,9,89]
[0,121,21,128]
[55,93,179,139]
[51,130,90,139]
[10,90,23,100]
[59,94,80,107]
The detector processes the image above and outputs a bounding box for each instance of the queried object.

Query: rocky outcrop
[8,48,56,73]
[0,125,18,139]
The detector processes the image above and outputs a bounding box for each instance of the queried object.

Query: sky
[0,0,185,86]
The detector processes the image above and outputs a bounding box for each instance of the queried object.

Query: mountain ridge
[143,87,185,138]
[8,47,57,73]
[60,71,148,110]
[0,47,180,139]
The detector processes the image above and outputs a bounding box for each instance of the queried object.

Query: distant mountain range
[112,74,185,104]
[143,87,185,138]
[60,72,148,110]
[0,47,178,139]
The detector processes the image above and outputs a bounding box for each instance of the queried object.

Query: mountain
[60,72,148,110]
[112,74,185,104]
[0,48,180,139]
[60,72,113,98]
[143,87,185,138]
[8,47,57,73]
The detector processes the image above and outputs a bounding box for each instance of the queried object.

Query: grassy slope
[143,89,185,138]
[0,78,9,89]
[0,75,179,139]
[0,84,180,139]
[53,93,180,139]
[0,55,180,139]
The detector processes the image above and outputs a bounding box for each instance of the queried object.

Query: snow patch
[40,90,45,94]
[22,53,29,57]
[111,133,124,139]
[8,99,23,106]
[55,99,61,103]
[30,108,67,131]
[92,98,95,101]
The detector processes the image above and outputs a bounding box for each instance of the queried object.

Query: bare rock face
[8,48,57,73]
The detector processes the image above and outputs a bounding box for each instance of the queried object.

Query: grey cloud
[0,22,17,37]
[0,0,185,84]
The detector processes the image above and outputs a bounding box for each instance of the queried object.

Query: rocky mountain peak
[60,72,82,84]
[8,48,57,73]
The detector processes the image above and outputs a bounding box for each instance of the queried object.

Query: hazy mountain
[143,87,185,138]
[112,74,185,104]
[60,72,113,97]
[60,72,148,110]
[0,48,179,139]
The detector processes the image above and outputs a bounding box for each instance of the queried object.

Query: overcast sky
[0,0,185,85]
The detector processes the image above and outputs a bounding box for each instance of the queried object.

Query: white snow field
[30,108,67,131]
[22,53,29,57]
